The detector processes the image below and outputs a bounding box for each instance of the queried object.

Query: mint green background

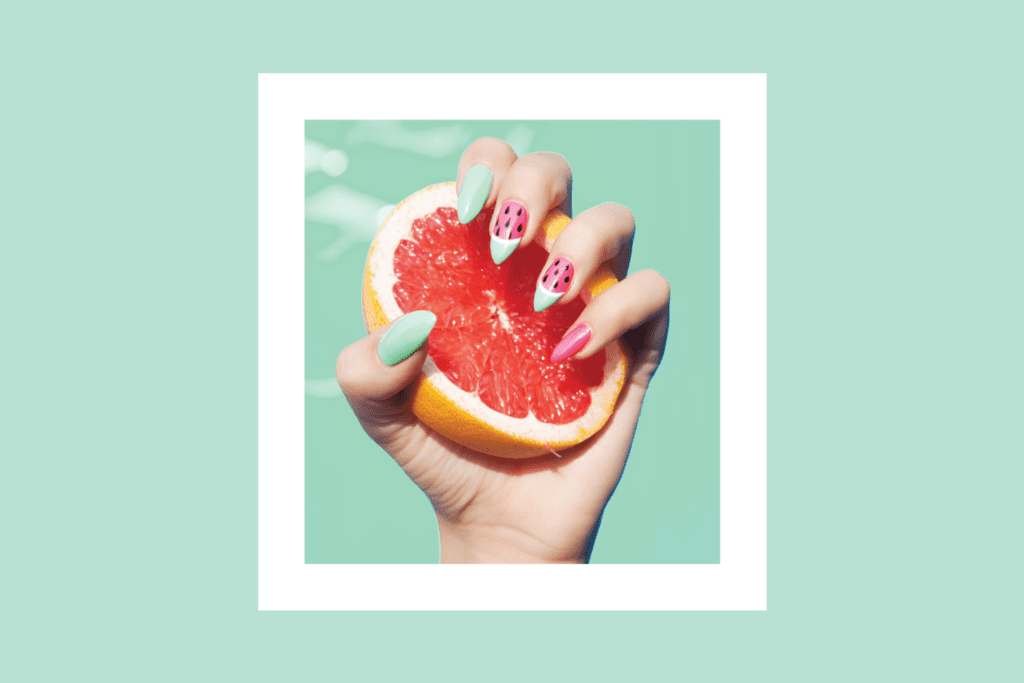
[5,2,1021,681]
[305,120,720,564]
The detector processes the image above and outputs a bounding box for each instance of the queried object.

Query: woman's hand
[336,137,670,563]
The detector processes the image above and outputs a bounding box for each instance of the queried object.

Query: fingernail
[377,310,437,366]
[457,165,492,224]
[533,257,575,312]
[550,324,592,363]
[490,200,527,264]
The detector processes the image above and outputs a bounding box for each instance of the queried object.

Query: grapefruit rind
[363,182,627,458]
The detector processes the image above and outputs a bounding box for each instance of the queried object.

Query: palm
[381,359,654,562]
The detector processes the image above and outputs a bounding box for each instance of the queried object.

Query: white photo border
[258,73,766,610]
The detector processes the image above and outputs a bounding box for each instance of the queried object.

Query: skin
[336,138,671,563]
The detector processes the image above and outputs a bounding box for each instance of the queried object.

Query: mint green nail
[457,165,492,224]
[490,236,520,265]
[533,286,563,312]
[378,311,437,366]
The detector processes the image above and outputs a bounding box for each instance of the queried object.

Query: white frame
[258,73,766,610]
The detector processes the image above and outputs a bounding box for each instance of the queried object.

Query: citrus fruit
[363,183,627,458]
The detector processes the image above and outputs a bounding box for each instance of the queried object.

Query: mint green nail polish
[457,165,492,224]
[378,310,437,366]
[533,286,563,312]
[490,236,520,265]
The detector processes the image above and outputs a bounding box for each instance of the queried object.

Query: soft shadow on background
[304,120,721,564]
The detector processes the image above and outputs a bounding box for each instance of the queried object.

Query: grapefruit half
[363,183,627,458]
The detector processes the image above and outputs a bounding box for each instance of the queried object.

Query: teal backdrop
[4,1,1021,681]
[304,120,720,564]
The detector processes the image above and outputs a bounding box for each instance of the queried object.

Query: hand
[336,138,670,563]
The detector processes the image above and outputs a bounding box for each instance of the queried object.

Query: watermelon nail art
[533,257,575,312]
[490,200,527,265]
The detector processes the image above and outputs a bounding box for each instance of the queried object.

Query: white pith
[367,183,627,443]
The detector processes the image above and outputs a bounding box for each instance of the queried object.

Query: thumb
[335,310,436,431]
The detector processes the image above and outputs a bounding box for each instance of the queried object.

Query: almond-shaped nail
[490,200,527,264]
[550,324,592,363]
[533,257,574,312]
[457,165,492,224]
[377,310,437,366]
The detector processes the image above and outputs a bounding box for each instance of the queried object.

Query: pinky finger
[550,270,670,363]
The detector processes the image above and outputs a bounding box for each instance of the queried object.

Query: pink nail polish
[493,200,527,240]
[541,257,574,294]
[550,324,592,363]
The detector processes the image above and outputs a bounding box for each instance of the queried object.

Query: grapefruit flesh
[392,205,606,425]
[363,183,626,458]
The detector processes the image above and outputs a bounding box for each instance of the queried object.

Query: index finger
[455,137,518,224]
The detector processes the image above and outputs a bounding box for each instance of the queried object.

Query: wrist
[436,515,590,564]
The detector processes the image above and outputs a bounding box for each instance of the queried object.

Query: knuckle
[511,155,562,187]
[513,153,571,187]
[504,154,572,216]
[509,155,549,180]
[602,202,636,229]
[467,136,515,159]
[636,269,671,303]
[537,151,571,173]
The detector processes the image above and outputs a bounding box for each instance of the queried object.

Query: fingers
[336,311,437,423]
[457,135,574,264]
[532,202,635,312]
[456,139,661,386]
[456,138,518,224]
[550,270,670,388]
[487,152,573,263]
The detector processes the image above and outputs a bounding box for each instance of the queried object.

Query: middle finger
[488,152,573,264]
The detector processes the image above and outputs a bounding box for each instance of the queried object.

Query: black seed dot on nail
[505,220,510,227]
[563,276,570,283]
[564,265,569,271]
[495,228,500,236]
[542,275,548,283]
[554,260,560,266]
[516,225,522,233]
[517,208,522,216]
[505,207,509,214]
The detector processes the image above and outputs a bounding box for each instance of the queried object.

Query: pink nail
[493,200,527,240]
[550,324,592,363]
